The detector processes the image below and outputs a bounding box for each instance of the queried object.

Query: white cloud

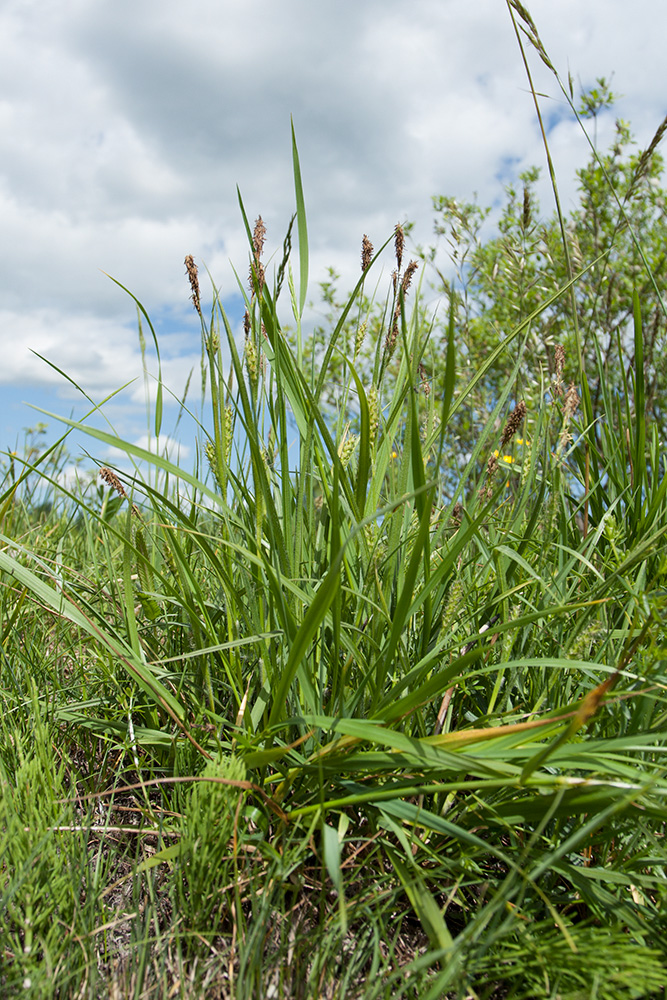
[0,308,201,402]
[106,434,191,461]
[0,0,665,451]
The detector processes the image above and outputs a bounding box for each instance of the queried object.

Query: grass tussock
[1,7,667,998]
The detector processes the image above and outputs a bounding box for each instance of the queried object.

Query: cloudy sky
[1,0,664,465]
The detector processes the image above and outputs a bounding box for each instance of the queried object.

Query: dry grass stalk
[634,114,667,184]
[566,222,583,273]
[509,0,555,71]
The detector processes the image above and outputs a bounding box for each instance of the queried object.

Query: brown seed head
[401,260,419,295]
[243,309,251,337]
[250,216,267,296]
[563,382,579,420]
[249,260,266,296]
[99,466,127,498]
[385,321,399,357]
[558,382,580,454]
[361,234,373,273]
[522,186,531,230]
[553,344,565,396]
[394,224,405,271]
[252,216,266,262]
[418,362,430,397]
[100,467,140,516]
[184,255,201,316]
[554,344,565,380]
[500,400,526,448]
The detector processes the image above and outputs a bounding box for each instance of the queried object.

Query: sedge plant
[0,13,667,1000]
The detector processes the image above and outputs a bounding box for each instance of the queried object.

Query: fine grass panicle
[1,6,667,998]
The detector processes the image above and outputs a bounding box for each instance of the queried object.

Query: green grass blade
[291,118,309,318]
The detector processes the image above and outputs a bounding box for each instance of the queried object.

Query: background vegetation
[1,4,666,997]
